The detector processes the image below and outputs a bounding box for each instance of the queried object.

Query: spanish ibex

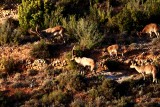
[137,23,160,38]
[130,61,158,83]
[71,46,96,74]
[29,25,66,43]
[104,44,126,57]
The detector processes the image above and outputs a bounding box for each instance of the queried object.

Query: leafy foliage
[107,0,160,33]
[30,40,50,59]
[0,57,16,74]
[62,16,103,49]
[0,18,21,45]
[18,0,63,32]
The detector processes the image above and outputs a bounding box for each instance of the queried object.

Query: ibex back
[138,23,160,38]
[71,46,96,73]
[106,44,119,57]
[72,57,95,71]
[29,25,66,43]
[130,62,158,83]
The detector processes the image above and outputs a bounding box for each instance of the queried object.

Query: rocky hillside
[0,1,160,107]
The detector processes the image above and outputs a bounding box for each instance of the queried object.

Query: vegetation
[0,57,17,74]
[0,0,160,107]
[30,40,51,59]
[0,18,22,45]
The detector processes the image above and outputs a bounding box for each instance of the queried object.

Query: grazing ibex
[138,23,160,38]
[29,25,66,43]
[71,46,96,74]
[104,44,126,57]
[107,44,119,57]
[130,61,158,83]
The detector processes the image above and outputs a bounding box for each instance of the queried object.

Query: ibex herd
[29,23,159,83]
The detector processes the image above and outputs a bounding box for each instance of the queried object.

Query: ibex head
[28,25,43,39]
[71,45,96,72]
[29,25,66,43]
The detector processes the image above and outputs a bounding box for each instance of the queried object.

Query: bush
[88,88,99,99]
[46,68,62,77]
[62,17,104,49]
[68,74,87,92]
[0,18,22,45]
[77,19,103,49]
[89,2,112,27]
[107,0,160,33]
[152,37,160,48]
[57,71,86,92]
[98,79,118,99]
[30,40,51,59]
[112,96,134,107]
[64,51,79,71]
[0,57,16,74]
[70,98,85,107]
[18,0,63,32]
[41,90,72,106]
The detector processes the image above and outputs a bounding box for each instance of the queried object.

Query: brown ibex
[71,46,96,74]
[29,25,66,43]
[130,61,158,83]
[137,23,160,38]
[104,44,126,57]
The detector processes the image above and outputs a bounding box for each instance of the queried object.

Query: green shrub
[0,57,16,74]
[41,90,72,106]
[61,15,80,41]
[46,68,62,76]
[57,71,86,92]
[62,17,104,49]
[18,0,63,32]
[70,98,85,107]
[77,19,103,49]
[112,96,134,107]
[65,51,79,71]
[98,79,118,99]
[40,79,58,91]
[44,7,63,28]
[107,0,160,33]
[88,88,99,99]
[94,96,106,107]
[0,18,22,45]
[22,99,40,107]
[89,1,112,26]
[68,74,86,92]
[30,40,50,59]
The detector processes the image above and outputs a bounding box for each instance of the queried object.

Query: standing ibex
[71,46,96,74]
[104,44,126,57]
[29,25,66,43]
[130,61,158,83]
[107,44,119,57]
[138,23,160,38]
